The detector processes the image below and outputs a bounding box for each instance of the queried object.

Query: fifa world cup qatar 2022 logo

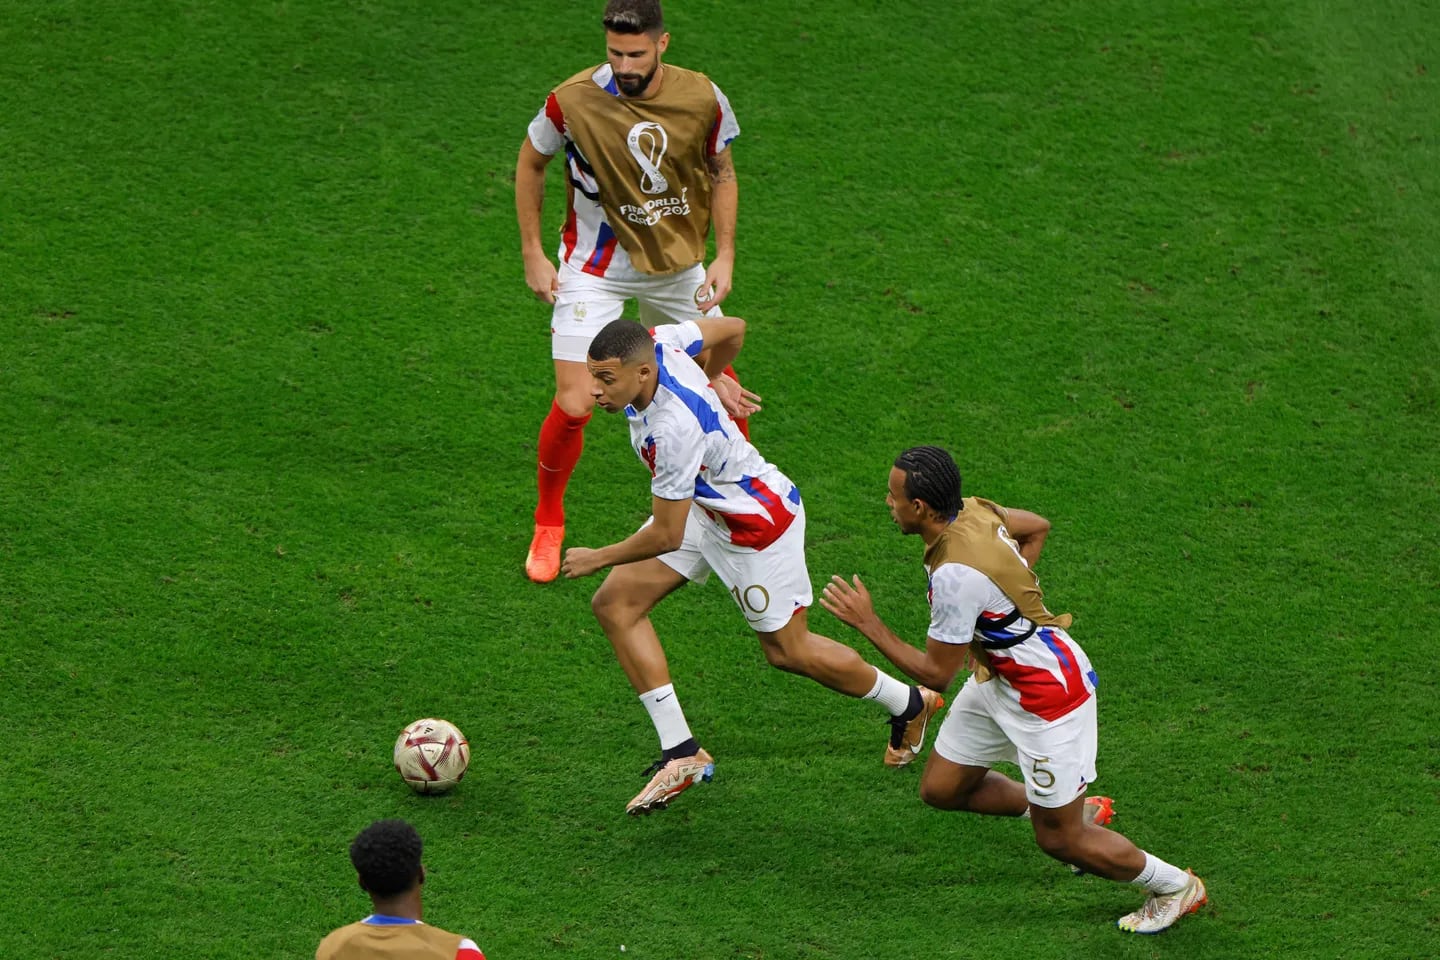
[620,120,690,226]
[627,121,669,195]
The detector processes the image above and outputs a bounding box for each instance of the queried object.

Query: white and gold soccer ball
[393,717,469,794]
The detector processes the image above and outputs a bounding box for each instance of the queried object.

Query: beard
[615,64,658,97]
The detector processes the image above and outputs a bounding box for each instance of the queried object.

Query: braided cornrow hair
[894,446,962,519]
[350,819,423,897]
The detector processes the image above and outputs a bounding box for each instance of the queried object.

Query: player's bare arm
[690,319,761,419]
[697,147,737,312]
[706,145,737,188]
[820,575,971,692]
[693,316,745,377]
[691,316,761,418]
[1001,506,1051,568]
[561,496,691,578]
[515,138,559,304]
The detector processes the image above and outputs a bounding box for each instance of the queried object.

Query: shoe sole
[627,762,715,816]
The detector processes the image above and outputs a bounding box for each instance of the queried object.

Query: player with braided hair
[893,445,963,519]
[821,446,1207,935]
[316,820,485,959]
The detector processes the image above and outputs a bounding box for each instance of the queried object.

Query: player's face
[886,467,925,534]
[587,356,644,412]
[605,30,669,97]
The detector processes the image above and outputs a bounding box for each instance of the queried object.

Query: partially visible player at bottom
[560,318,943,815]
[316,819,486,960]
[820,446,1208,935]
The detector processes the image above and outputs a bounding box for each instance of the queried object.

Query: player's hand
[561,546,604,579]
[524,252,559,305]
[819,574,876,630]
[696,255,733,313]
[709,373,762,420]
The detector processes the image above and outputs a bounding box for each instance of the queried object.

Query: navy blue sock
[662,737,700,762]
[895,686,923,723]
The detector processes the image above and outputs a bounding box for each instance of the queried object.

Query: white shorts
[551,261,722,362]
[653,502,814,633]
[932,674,1099,808]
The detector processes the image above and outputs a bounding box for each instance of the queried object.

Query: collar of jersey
[363,914,421,925]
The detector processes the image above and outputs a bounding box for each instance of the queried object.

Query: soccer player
[316,819,485,960]
[820,446,1208,935]
[517,0,748,583]
[560,318,944,816]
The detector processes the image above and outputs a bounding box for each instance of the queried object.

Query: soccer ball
[394,718,469,794]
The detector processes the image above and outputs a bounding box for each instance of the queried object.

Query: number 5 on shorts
[1029,756,1056,790]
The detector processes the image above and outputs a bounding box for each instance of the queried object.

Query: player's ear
[656,31,670,55]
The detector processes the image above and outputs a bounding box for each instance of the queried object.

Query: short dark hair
[350,819,423,898]
[894,446,962,518]
[588,318,655,364]
[603,0,664,36]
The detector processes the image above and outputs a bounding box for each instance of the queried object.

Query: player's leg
[918,757,1028,815]
[636,266,751,439]
[591,514,715,815]
[528,268,625,582]
[1027,794,1206,933]
[1028,793,1143,878]
[704,505,941,764]
[591,557,689,696]
[1012,695,1206,932]
[1005,690,1124,869]
[755,605,899,695]
[922,683,1030,815]
[753,609,943,766]
[707,504,891,695]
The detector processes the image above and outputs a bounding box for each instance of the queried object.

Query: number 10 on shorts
[729,583,771,618]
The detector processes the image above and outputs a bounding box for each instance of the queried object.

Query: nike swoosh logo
[655,693,673,703]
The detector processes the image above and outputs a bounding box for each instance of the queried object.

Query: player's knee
[758,638,796,671]
[758,630,815,673]
[1031,824,1075,862]
[591,583,635,629]
[590,587,615,625]
[918,772,970,811]
[555,390,594,418]
[918,778,952,810]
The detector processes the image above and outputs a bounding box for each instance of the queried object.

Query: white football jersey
[927,560,1096,723]
[626,323,799,550]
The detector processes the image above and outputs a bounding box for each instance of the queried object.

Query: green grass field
[3,1,1437,957]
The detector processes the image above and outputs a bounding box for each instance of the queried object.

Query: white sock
[862,668,914,716]
[1132,852,1189,895]
[638,684,693,751]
